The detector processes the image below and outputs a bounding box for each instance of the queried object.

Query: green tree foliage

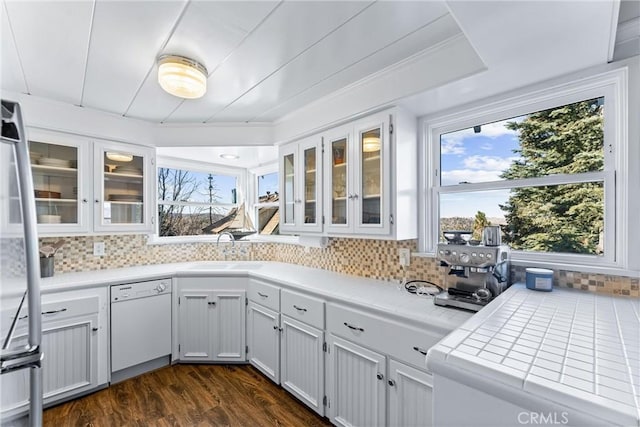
[472,211,491,240]
[500,98,604,254]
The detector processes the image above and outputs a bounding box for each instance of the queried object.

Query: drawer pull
[258,292,269,298]
[344,322,364,332]
[413,346,428,355]
[208,301,216,306]
[388,379,396,387]
[42,308,67,316]
[20,307,69,320]
[293,305,307,312]
[376,373,384,380]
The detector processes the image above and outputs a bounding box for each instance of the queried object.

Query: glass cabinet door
[98,147,145,227]
[359,127,382,226]
[303,146,317,224]
[330,137,348,226]
[282,152,295,226]
[30,140,81,227]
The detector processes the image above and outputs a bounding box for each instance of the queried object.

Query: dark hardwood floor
[43,364,332,426]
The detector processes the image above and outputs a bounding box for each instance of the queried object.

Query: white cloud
[441,169,504,186]
[480,143,493,150]
[463,155,519,171]
[440,118,519,150]
[440,138,466,155]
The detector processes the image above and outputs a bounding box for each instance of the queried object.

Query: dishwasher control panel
[111,278,172,302]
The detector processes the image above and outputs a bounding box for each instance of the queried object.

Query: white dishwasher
[111,278,172,383]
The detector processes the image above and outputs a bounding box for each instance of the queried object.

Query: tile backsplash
[35,235,639,297]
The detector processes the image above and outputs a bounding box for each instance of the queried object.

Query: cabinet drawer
[248,279,280,311]
[281,290,324,329]
[3,295,99,330]
[326,303,442,371]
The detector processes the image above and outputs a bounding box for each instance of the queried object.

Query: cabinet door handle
[344,322,364,332]
[257,292,268,298]
[413,346,428,355]
[273,325,278,330]
[293,305,307,312]
[42,308,67,316]
[92,327,98,332]
[376,373,384,380]
[388,379,396,387]
[352,194,359,200]
[82,198,88,203]
[95,199,100,203]
[208,301,216,306]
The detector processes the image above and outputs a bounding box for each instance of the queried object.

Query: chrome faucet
[216,231,236,247]
[216,232,235,260]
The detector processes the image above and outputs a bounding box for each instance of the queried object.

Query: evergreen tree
[499,98,604,254]
[472,211,491,240]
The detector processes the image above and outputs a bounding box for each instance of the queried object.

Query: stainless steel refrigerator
[1,100,43,426]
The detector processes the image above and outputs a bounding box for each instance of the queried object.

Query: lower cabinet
[246,301,280,382]
[327,335,387,427]
[280,315,324,416]
[326,334,435,427]
[178,289,246,362]
[0,288,108,419]
[388,358,433,427]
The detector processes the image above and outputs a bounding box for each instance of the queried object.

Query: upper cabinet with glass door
[93,141,154,232]
[28,131,90,234]
[279,135,323,234]
[323,108,417,239]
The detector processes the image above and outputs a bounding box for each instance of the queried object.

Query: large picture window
[422,71,625,268]
[157,166,240,237]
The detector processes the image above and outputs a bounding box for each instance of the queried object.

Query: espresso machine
[434,242,510,312]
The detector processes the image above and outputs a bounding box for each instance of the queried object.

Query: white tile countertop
[427,284,640,426]
[1,261,473,335]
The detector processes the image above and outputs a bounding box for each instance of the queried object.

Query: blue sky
[440,117,523,218]
[160,169,237,204]
[258,171,279,197]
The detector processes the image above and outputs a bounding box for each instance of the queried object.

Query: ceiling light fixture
[220,154,239,160]
[106,152,133,162]
[362,135,381,153]
[157,55,207,99]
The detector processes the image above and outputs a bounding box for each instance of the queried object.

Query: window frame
[247,162,299,243]
[153,156,246,241]
[419,68,628,271]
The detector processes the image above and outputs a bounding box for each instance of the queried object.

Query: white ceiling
[1,0,463,124]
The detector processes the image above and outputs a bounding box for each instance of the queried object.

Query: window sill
[411,251,639,278]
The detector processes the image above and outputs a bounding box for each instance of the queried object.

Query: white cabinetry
[279,135,323,234]
[25,128,155,235]
[0,287,108,419]
[247,301,280,382]
[246,282,327,416]
[388,358,433,427]
[93,140,154,233]
[327,334,386,427]
[177,277,246,363]
[326,302,438,427]
[278,107,417,239]
[280,288,325,416]
[28,130,91,234]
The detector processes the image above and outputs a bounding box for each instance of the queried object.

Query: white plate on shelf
[113,166,142,175]
[38,214,61,224]
[108,194,143,202]
[38,158,72,168]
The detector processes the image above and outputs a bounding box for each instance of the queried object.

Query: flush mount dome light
[157,55,207,99]
[220,154,239,160]
[106,152,133,162]
[362,135,381,152]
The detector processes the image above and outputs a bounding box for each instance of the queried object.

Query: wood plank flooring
[43,364,332,426]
